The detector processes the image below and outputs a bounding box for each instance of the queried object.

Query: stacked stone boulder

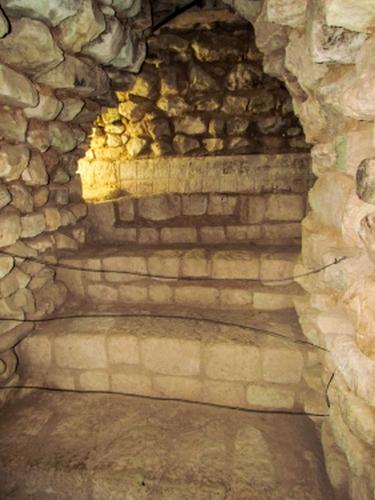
[0,0,149,398]
[80,15,307,174]
[222,0,375,497]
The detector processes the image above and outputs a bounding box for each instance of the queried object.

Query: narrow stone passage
[0,390,333,499]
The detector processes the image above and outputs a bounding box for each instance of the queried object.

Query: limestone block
[138,227,159,245]
[0,185,11,210]
[0,144,30,182]
[205,343,261,382]
[111,373,152,395]
[0,63,38,108]
[173,134,200,154]
[253,4,288,55]
[37,55,109,97]
[246,385,295,409]
[55,333,107,370]
[262,346,304,384]
[138,194,180,221]
[49,122,78,153]
[265,194,305,221]
[0,213,20,247]
[203,380,245,407]
[222,95,248,113]
[174,116,206,135]
[24,91,62,122]
[0,7,9,38]
[0,106,27,143]
[18,334,51,373]
[87,284,118,303]
[20,213,46,238]
[212,251,259,280]
[260,251,296,283]
[126,137,147,158]
[240,196,265,223]
[153,375,202,401]
[0,255,13,279]
[203,138,224,153]
[191,32,242,62]
[227,225,263,241]
[157,96,189,117]
[82,16,124,64]
[307,2,367,64]
[9,184,33,213]
[108,334,140,365]
[149,284,173,304]
[1,0,80,27]
[58,98,85,122]
[0,268,30,297]
[181,249,209,277]
[182,194,207,216]
[79,371,109,391]
[208,194,237,216]
[148,250,180,278]
[253,290,296,310]
[0,18,63,75]
[200,226,226,244]
[160,227,197,244]
[141,337,200,376]
[189,64,219,92]
[325,0,375,32]
[266,0,307,28]
[119,285,148,303]
[57,0,105,53]
[175,286,219,307]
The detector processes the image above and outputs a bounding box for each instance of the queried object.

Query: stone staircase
[15,152,324,415]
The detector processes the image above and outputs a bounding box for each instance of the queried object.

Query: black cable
[0,249,349,284]
[151,0,204,33]
[325,370,336,409]
[0,384,330,418]
[0,311,329,351]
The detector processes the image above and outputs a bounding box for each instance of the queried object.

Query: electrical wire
[0,383,330,418]
[0,249,349,284]
[0,311,328,351]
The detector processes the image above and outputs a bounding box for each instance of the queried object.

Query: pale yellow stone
[153,376,202,401]
[119,285,148,303]
[181,249,209,277]
[18,334,51,372]
[87,284,118,303]
[265,194,305,221]
[148,251,180,278]
[204,343,261,382]
[54,333,107,370]
[203,380,245,407]
[111,373,152,395]
[108,334,140,365]
[253,291,295,310]
[160,227,197,244]
[148,284,174,304]
[220,288,253,307]
[80,371,110,391]
[175,286,219,307]
[262,347,304,384]
[212,251,259,279]
[141,337,200,376]
[246,385,295,409]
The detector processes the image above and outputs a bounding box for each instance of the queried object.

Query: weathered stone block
[160,227,197,244]
[204,343,261,382]
[149,284,173,304]
[153,376,202,401]
[87,284,118,303]
[246,385,295,409]
[111,373,152,395]
[220,288,253,308]
[181,249,209,277]
[18,334,51,373]
[203,380,245,407]
[108,334,139,365]
[200,226,226,244]
[80,371,109,391]
[325,0,375,32]
[208,194,237,215]
[55,333,107,370]
[148,251,180,278]
[141,337,200,376]
[260,251,297,283]
[0,144,30,182]
[0,213,21,247]
[119,285,148,303]
[212,251,260,279]
[174,116,206,135]
[262,347,304,383]
[138,194,180,221]
[265,194,305,221]
[20,213,46,238]
[175,286,219,307]
[181,194,207,216]
[0,63,39,108]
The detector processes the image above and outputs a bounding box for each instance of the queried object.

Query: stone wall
[225,0,375,497]
[0,0,149,399]
[79,14,308,200]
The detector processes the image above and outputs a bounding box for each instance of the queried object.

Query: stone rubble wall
[225,0,375,497]
[0,0,150,399]
[79,15,308,199]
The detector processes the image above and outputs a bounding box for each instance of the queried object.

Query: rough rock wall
[0,0,149,398]
[224,0,375,498]
[82,20,307,168]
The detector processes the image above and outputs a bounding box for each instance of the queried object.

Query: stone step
[87,191,305,246]
[56,245,303,311]
[17,308,325,414]
[0,391,332,499]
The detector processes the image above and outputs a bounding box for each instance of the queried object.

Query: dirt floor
[0,389,334,499]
